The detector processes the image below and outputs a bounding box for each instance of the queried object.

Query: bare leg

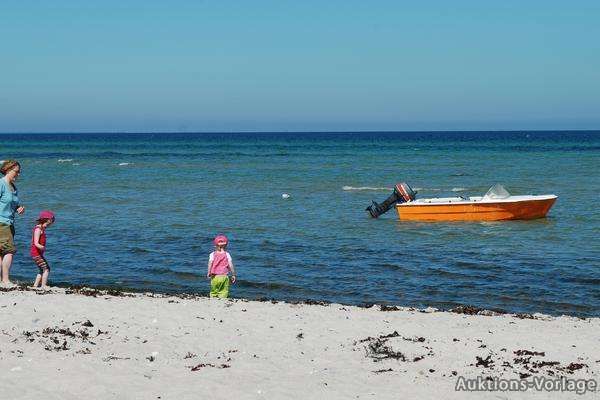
[1,253,13,284]
[32,257,49,288]
[41,268,50,288]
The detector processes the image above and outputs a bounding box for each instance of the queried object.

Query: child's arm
[227,253,236,283]
[33,227,44,251]
[207,252,214,278]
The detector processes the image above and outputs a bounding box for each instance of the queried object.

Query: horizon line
[1,129,599,135]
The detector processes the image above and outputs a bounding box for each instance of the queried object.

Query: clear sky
[1,0,599,132]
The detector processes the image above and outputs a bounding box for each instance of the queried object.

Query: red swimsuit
[30,226,46,257]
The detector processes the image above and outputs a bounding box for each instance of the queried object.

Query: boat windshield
[483,184,511,199]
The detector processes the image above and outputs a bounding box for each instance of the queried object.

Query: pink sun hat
[213,235,228,246]
[38,210,55,221]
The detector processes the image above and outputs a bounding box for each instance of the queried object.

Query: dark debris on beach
[0,283,30,292]
[451,305,485,315]
[355,327,595,380]
[103,355,131,362]
[449,305,508,316]
[64,285,134,298]
[356,331,433,365]
[475,355,494,368]
[18,320,110,354]
[190,363,231,372]
[379,305,402,312]
[1,283,574,324]
[470,348,592,378]
[373,368,394,374]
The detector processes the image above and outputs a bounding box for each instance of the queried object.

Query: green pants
[210,275,230,298]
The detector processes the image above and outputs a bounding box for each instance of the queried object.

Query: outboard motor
[366,182,416,218]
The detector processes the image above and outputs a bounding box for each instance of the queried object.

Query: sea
[2,131,599,316]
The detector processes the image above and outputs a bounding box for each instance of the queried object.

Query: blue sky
[1,0,599,132]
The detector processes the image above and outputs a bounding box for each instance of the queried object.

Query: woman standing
[0,160,25,286]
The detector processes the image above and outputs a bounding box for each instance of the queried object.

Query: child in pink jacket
[207,235,236,298]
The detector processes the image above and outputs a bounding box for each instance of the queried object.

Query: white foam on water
[72,163,81,166]
[342,186,393,191]
[118,162,131,166]
[451,187,467,192]
[57,159,73,163]
[281,193,291,199]
[413,187,441,192]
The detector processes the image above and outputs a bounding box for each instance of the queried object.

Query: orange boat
[366,183,557,221]
[395,184,557,221]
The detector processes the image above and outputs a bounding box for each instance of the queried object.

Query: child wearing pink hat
[31,210,55,289]
[207,234,236,298]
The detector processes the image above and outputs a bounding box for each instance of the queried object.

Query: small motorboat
[367,183,557,221]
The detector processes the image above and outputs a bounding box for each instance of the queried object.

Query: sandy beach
[1,285,598,399]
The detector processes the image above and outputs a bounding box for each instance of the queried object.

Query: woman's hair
[0,160,20,175]
[37,217,54,225]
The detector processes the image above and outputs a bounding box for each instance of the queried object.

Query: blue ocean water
[2,131,599,316]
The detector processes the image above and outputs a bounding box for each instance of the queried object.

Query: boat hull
[396,197,557,221]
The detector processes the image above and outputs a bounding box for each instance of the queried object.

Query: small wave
[72,163,81,166]
[58,158,74,163]
[130,247,151,254]
[342,186,393,191]
[150,267,202,280]
[118,162,132,166]
[237,280,304,291]
[413,187,441,192]
[451,187,467,192]
[152,267,173,275]
[566,276,600,285]
[172,271,202,280]
[379,263,411,273]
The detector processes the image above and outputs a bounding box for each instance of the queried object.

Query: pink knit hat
[213,235,228,246]
[38,210,55,221]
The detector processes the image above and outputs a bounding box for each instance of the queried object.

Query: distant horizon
[1,128,599,135]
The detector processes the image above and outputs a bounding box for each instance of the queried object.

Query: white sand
[1,287,598,399]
